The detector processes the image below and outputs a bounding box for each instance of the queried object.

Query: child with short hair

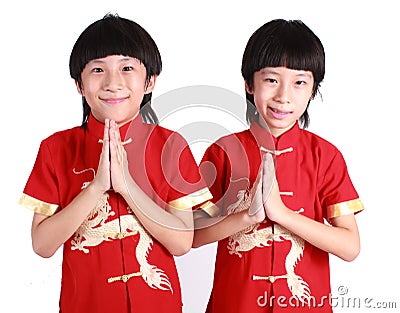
[194,19,364,313]
[19,14,211,313]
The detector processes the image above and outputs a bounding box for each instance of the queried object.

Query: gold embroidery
[18,194,58,216]
[71,190,173,293]
[168,187,212,210]
[73,167,96,189]
[226,177,253,215]
[108,271,142,283]
[226,183,311,304]
[103,230,138,240]
[326,199,364,220]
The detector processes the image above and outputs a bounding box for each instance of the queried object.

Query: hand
[261,153,286,221]
[90,119,111,193]
[247,159,266,223]
[109,119,131,196]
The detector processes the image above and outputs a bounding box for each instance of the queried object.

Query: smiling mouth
[268,107,292,119]
[101,97,128,105]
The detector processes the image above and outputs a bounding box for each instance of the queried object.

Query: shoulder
[212,129,254,149]
[139,123,191,157]
[40,125,84,149]
[300,128,341,155]
[144,123,187,145]
[203,129,255,162]
[300,128,347,172]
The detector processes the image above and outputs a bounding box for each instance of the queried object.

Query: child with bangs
[19,14,211,313]
[194,19,364,313]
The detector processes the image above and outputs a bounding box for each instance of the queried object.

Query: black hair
[241,19,325,128]
[69,13,162,127]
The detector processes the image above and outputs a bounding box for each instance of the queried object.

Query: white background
[2,0,399,312]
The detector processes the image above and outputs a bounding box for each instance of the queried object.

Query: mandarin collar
[249,119,301,150]
[86,113,143,142]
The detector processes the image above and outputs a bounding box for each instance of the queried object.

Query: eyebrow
[260,69,313,79]
[89,57,140,64]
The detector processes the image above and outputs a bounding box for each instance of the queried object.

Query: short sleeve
[18,140,60,216]
[198,142,231,217]
[161,132,212,210]
[318,150,364,220]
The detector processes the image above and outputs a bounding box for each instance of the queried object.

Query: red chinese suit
[200,121,364,313]
[19,114,211,313]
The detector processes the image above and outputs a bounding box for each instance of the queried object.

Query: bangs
[69,14,161,82]
[257,35,324,79]
[242,19,325,91]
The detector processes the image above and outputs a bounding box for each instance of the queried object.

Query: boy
[194,19,364,312]
[19,14,211,313]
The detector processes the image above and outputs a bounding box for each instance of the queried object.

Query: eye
[265,78,277,83]
[122,66,134,71]
[295,80,307,86]
[92,67,103,73]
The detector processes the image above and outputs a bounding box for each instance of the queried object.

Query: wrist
[268,202,290,223]
[86,180,108,197]
[116,174,134,200]
[243,209,264,225]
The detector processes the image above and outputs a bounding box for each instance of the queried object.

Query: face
[248,66,314,137]
[77,55,155,125]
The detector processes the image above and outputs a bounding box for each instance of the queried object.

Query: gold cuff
[18,194,58,216]
[168,187,212,210]
[199,201,221,217]
[326,199,364,220]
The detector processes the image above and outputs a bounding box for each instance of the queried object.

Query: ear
[144,75,157,94]
[75,80,84,96]
[245,81,254,95]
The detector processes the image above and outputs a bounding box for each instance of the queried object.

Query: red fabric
[22,114,208,313]
[201,122,362,313]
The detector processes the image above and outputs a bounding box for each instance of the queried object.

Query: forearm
[31,184,105,258]
[271,206,360,261]
[121,177,194,256]
[193,210,260,248]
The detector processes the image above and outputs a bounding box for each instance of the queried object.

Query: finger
[108,121,120,163]
[262,153,275,200]
[248,162,264,216]
[103,119,110,143]
[112,120,122,144]
[101,119,110,162]
[109,130,119,164]
[112,120,126,164]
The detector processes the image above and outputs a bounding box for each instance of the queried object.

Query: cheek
[253,89,269,109]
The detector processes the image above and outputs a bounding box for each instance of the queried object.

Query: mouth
[100,97,129,105]
[268,106,292,119]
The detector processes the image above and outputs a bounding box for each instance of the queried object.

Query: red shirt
[200,121,364,313]
[19,114,211,313]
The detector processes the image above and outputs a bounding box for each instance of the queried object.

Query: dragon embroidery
[70,168,173,293]
[226,178,311,303]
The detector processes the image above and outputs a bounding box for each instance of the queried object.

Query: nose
[103,70,123,91]
[273,83,291,104]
